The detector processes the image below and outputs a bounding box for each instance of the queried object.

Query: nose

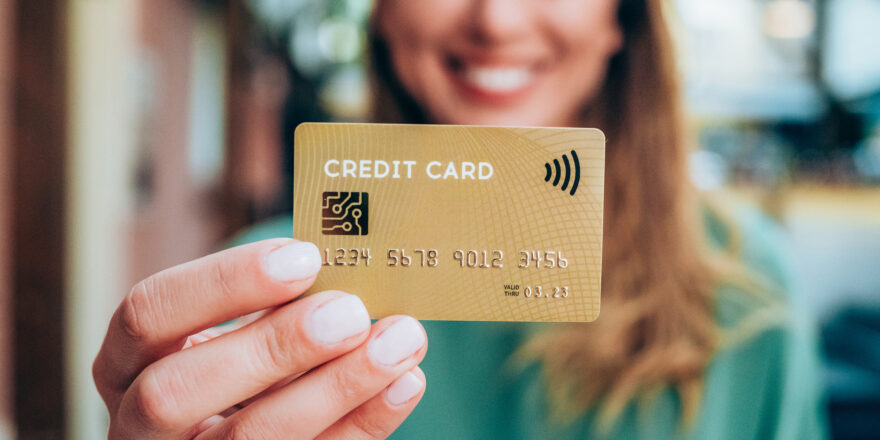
[470,0,532,44]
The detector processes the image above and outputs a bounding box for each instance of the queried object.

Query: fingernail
[264,241,322,282]
[386,371,424,406]
[309,295,371,345]
[368,317,425,366]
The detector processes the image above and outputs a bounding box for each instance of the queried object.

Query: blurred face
[376,0,623,127]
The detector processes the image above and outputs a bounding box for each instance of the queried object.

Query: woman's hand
[93,238,428,439]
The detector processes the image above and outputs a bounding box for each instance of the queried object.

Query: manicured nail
[368,317,425,366]
[309,295,371,344]
[264,241,322,282]
[386,371,424,405]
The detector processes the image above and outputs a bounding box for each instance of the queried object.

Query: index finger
[93,238,322,409]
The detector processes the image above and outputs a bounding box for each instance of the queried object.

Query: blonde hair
[369,0,723,430]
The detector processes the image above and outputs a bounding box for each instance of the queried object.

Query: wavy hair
[369,0,723,430]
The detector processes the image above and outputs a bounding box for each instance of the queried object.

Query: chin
[431,105,554,127]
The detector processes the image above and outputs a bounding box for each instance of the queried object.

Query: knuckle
[326,364,371,406]
[251,317,308,375]
[91,355,111,401]
[348,409,395,439]
[212,260,238,300]
[220,419,264,440]
[129,372,185,431]
[91,354,104,387]
[119,278,162,342]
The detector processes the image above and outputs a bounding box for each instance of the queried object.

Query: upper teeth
[463,66,533,92]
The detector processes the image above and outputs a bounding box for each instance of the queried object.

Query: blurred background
[1,0,878,438]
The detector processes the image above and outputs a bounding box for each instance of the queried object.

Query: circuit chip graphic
[322,191,369,235]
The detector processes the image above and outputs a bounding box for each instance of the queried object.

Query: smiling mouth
[445,55,543,102]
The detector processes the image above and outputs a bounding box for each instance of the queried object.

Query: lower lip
[445,65,539,106]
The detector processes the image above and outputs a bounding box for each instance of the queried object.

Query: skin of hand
[93,238,428,439]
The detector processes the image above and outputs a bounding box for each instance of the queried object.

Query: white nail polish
[386,371,424,406]
[368,317,425,366]
[309,295,371,344]
[264,241,322,282]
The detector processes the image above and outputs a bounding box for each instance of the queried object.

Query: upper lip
[445,51,547,71]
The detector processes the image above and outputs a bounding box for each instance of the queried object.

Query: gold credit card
[293,123,604,322]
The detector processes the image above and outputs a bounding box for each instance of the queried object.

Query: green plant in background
[249,0,372,118]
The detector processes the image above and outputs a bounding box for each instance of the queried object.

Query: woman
[93,0,826,438]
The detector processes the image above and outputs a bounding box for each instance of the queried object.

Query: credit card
[293,123,604,322]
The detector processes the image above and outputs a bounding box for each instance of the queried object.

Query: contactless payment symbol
[322,191,369,235]
[543,150,581,196]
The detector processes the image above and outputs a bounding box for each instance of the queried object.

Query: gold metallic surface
[294,123,604,322]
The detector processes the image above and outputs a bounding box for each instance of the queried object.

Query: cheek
[555,32,618,93]
[546,4,622,114]
[377,1,464,103]
[554,0,622,53]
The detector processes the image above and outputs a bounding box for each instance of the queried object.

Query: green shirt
[232,209,827,439]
